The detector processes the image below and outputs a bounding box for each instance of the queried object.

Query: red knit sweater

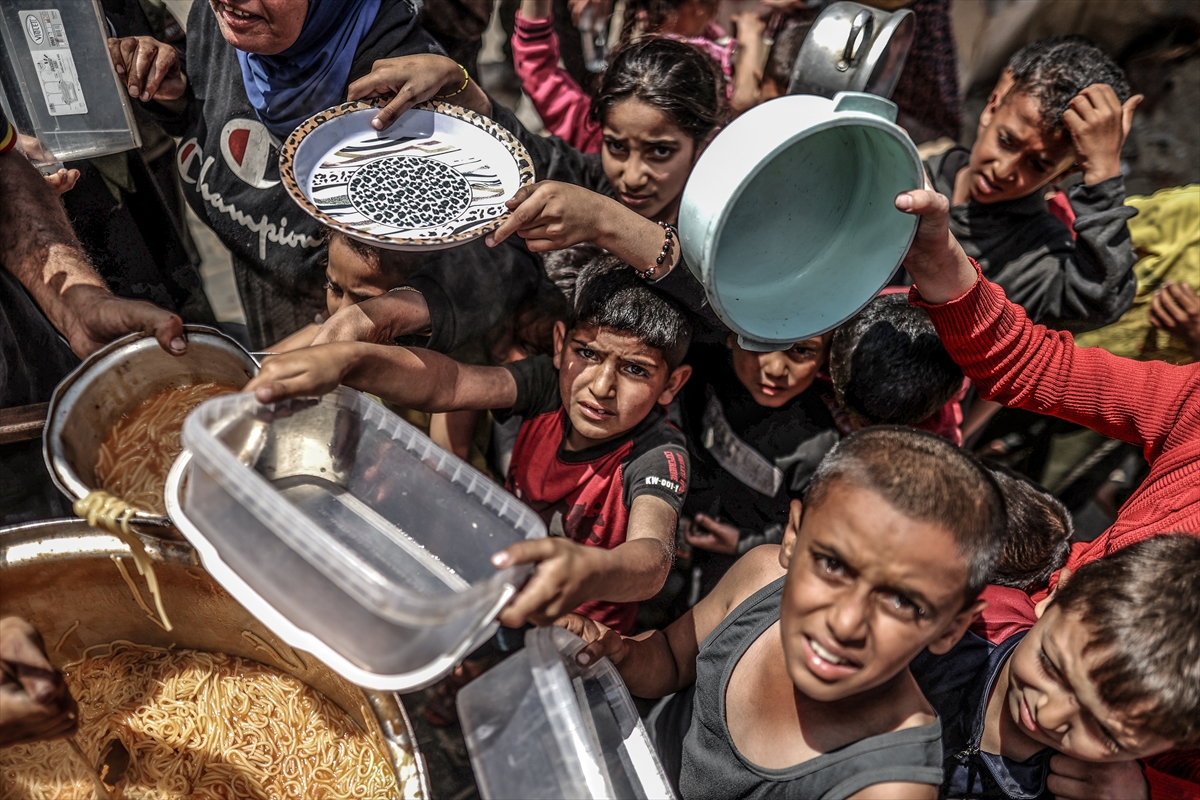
[911,263,1200,570]
[914,265,1200,799]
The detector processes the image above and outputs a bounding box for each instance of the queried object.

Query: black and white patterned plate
[281,99,534,251]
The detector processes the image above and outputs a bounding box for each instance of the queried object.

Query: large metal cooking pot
[43,325,258,531]
[788,1,915,99]
[0,518,431,798]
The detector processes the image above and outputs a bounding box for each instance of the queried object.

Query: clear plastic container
[178,387,545,691]
[0,1,141,168]
[458,626,675,800]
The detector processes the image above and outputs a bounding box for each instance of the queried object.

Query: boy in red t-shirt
[246,257,694,633]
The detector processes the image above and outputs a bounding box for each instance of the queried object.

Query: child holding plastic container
[559,426,1007,799]
[246,258,693,635]
[926,36,1144,332]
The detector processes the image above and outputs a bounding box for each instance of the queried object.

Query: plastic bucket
[679,91,922,351]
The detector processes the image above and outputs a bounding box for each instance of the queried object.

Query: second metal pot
[788,1,915,100]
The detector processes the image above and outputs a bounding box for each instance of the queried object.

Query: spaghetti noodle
[0,642,415,800]
[94,382,236,516]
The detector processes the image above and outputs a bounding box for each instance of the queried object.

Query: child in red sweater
[895,184,1200,800]
[894,187,1199,574]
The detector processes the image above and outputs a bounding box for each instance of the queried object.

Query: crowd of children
[4,2,1198,798]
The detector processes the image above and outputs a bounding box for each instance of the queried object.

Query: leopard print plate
[280,99,535,251]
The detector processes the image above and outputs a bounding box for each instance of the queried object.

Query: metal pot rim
[0,519,432,799]
[42,325,257,527]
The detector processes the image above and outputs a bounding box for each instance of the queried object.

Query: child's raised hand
[894,186,978,305]
[244,343,358,404]
[1046,754,1148,800]
[486,181,617,252]
[554,613,629,667]
[44,168,81,196]
[685,514,740,555]
[1063,84,1143,186]
[492,537,598,627]
[346,55,490,131]
[1149,281,1200,359]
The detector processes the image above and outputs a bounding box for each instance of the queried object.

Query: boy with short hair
[828,293,965,442]
[926,36,1144,332]
[560,426,1007,799]
[986,466,1072,592]
[911,535,1200,800]
[246,258,694,633]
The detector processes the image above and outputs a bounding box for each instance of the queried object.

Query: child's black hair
[592,37,726,146]
[542,243,607,306]
[1051,534,1200,747]
[986,465,1072,591]
[805,426,1006,602]
[1006,36,1131,137]
[571,255,692,370]
[830,294,964,426]
[327,229,420,283]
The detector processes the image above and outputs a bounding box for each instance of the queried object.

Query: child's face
[1003,604,1176,762]
[729,334,829,408]
[602,98,698,223]
[777,488,982,703]
[967,80,1075,205]
[552,322,691,450]
[325,235,394,317]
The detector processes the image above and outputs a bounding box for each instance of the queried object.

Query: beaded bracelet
[434,64,470,99]
[635,221,676,280]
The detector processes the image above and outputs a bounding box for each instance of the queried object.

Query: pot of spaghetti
[0,518,431,799]
[44,325,258,533]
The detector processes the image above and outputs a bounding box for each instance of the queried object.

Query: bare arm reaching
[0,145,185,358]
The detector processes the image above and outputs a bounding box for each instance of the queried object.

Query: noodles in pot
[0,642,415,800]
[95,382,237,517]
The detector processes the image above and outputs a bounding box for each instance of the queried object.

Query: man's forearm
[0,149,105,333]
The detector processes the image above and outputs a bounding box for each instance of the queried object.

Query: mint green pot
[679,91,922,351]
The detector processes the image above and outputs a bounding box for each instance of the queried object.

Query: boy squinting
[561,428,1006,799]
[927,36,1144,331]
[246,259,693,633]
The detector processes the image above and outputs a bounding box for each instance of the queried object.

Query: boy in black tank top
[559,427,1007,799]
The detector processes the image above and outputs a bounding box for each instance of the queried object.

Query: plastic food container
[0,1,141,168]
[176,387,545,691]
[458,626,674,800]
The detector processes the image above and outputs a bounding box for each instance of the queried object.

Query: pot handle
[836,9,874,72]
[833,91,898,122]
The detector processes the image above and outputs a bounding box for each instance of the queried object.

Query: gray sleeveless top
[677,577,945,800]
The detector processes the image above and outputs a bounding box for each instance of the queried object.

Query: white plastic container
[0,1,141,167]
[458,626,675,800]
[176,387,545,691]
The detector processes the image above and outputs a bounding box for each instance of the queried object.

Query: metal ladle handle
[837,10,874,72]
